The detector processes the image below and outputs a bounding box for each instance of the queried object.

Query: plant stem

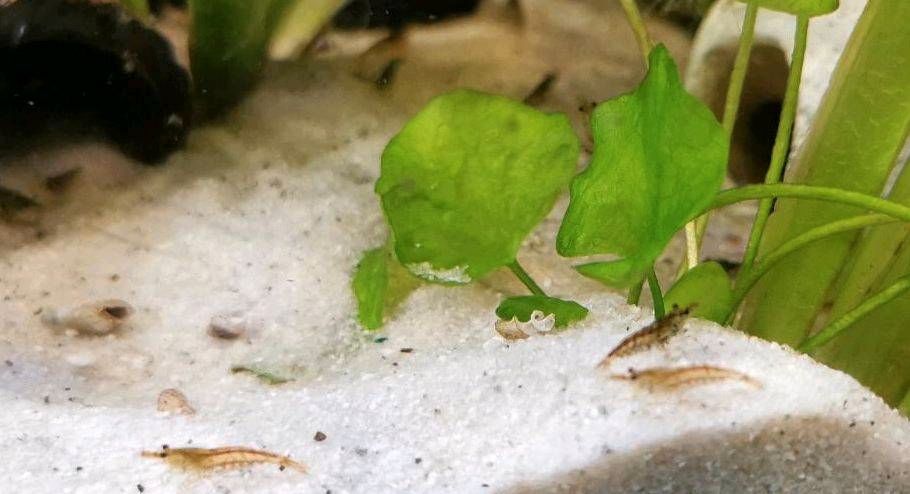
[708,184,910,223]
[618,0,653,65]
[627,279,644,305]
[683,223,700,271]
[726,214,899,323]
[722,2,760,137]
[615,0,653,303]
[681,2,759,277]
[508,260,547,297]
[739,15,811,277]
[647,268,665,319]
[799,273,910,353]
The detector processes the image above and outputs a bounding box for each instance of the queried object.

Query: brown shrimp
[597,306,691,368]
[609,365,761,391]
[141,445,307,473]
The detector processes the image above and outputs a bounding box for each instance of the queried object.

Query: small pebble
[314,431,327,442]
[208,313,248,340]
[42,299,133,336]
[157,388,196,415]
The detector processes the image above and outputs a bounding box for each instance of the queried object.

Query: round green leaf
[496,295,589,329]
[377,89,580,284]
[664,262,733,324]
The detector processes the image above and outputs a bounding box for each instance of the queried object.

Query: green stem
[682,3,759,276]
[740,15,811,277]
[708,184,910,223]
[684,222,700,269]
[627,279,644,305]
[722,1,760,136]
[508,260,547,297]
[726,214,899,323]
[618,0,653,65]
[647,268,665,319]
[799,273,910,353]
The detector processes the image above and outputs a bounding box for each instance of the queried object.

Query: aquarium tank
[0,0,908,492]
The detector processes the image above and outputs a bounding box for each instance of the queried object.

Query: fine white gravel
[1,2,908,492]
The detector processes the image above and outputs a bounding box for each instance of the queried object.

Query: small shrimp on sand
[141,445,307,473]
[610,365,761,391]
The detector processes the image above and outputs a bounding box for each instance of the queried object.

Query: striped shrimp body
[598,306,691,368]
[610,365,761,391]
[141,446,307,473]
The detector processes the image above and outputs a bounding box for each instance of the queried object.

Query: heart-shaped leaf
[664,262,733,324]
[496,295,589,329]
[377,89,580,284]
[556,45,727,287]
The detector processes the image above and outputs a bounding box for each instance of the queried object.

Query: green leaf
[664,262,733,324]
[352,246,422,330]
[230,365,293,385]
[377,89,580,284]
[352,248,389,330]
[556,45,727,287]
[900,391,910,418]
[747,0,838,17]
[188,0,295,115]
[119,0,150,19]
[496,295,589,329]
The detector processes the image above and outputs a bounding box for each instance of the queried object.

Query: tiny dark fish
[523,72,557,106]
[334,0,483,30]
[375,58,402,90]
[0,186,38,214]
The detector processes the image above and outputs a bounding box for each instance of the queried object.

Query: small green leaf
[556,45,727,287]
[230,365,293,385]
[119,0,150,19]
[188,0,295,115]
[664,262,733,324]
[747,0,838,17]
[352,246,422,330]
[377,89,580,284]
[352,248,389,330]
[496,295,589,328]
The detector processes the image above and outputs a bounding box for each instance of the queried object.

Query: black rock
[0,0,191,163]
